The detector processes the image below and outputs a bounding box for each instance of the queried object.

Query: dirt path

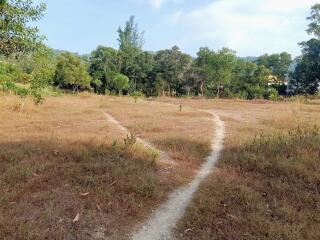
[130,111,226,240]
[104,112,176,166]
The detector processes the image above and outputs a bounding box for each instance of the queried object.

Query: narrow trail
[104,112,176,166]
[130,111,225,240]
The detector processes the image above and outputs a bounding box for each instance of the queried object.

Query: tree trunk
[73,85,79,94]
[200,82,204,97]
[216,83,220,99]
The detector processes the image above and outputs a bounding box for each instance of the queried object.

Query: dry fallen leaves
[80,192,90,197]
[73,213,80,223]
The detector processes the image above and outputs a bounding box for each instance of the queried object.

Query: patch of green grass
[41,86,64,97]
[176,128,320,240]
[2,164,32,187]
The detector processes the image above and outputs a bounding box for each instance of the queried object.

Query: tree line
[1,1,319,103]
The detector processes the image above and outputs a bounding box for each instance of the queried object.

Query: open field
[154,98,320,240]
[0,95,213,239]
[1,1,320,239]
[0,95,319,239]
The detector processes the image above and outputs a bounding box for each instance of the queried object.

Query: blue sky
[34,0,318,57]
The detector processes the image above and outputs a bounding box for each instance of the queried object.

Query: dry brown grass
[0,95,165,239]
[0,95,213,239]
[156,97,320,240]
[176,129,320,240]
[101,97,213,183]
[158,97,320,146]
[2,94,319,239]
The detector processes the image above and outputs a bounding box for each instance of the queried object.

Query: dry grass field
[0,94,213,239]
[1,94,319,240]
[102,97,213,183]
[155,98,320,240]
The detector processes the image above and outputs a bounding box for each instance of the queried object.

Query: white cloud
[170,0,318,56]
[146,0,185,10]
[149,0,167,9]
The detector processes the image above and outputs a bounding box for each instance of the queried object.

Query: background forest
[0,1,319,103]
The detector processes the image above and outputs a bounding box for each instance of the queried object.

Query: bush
[268,88,280,101]
[111,73,129,95]
[131,91,143,103]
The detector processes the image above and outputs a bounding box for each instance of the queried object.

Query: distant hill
[238,56,258,62]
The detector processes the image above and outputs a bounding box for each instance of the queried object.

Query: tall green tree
[117,16,151,92]
[0,0,46,57]
[230,60,270,99]
[119,47,141,91]
[0,0,49,104]
[291,39,320,95]
[89,46,120,94]
[117,16,144,50]
[256,52,292,81]
[291,4,320,95]
[111,73,129,95]
[183,65,206,96]
[133,51,156,95]
[154,46,192,96]
[17,45,56,87]
[307,3,320,38]
[54,52,91,93]
[196,47,236,98]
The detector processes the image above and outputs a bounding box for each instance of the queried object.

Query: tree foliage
[290,4,320,96]
[256,52,292,81]
[2,9,315,101]
[54,52,91,93]
[111,73,129,95]
[195,47,236,98]
[307,3,320,38]
[117,15,144,50]
[230,60,270,99]
[89,46,120,94]
[291,39,320,95]
[0,0,46,57]
[154,46,192,96]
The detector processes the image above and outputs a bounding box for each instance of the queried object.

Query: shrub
[131,91,143,103]
[268,88,280,101]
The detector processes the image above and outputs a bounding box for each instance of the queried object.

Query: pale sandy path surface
[104,112,176,166]
[130,111,225,240]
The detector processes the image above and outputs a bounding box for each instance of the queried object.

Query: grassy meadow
[0,94,319,239]
[0,94,212,239]
[156,98,320,240]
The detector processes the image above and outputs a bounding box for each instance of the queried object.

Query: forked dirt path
[104,112,176,166]
[130,111,225,240]
[104,109,225,240]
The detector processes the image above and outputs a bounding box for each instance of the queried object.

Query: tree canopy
[256,52,292,81]
[0,0,46,57]
[117,15,145,50]
[290,3,320,95]
[1,6,319,101]
[291,39,320,95]
[307,3,320,38]
[54,52,91,93]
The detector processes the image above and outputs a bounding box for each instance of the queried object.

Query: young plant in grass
[124,133,137,147]
[131,90,143,103]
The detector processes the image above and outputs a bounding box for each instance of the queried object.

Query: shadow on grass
[0,138,161,240]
